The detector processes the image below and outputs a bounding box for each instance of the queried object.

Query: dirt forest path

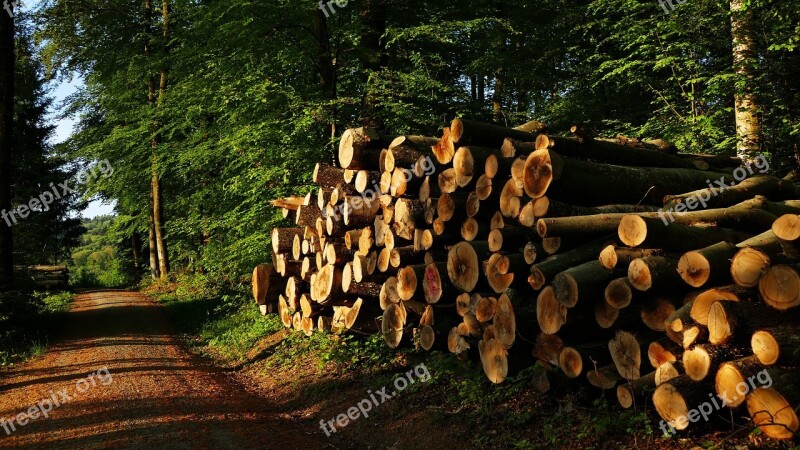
[0,291,326,450]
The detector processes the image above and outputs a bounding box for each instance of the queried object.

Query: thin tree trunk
[148,190,160,279]
[730,0,762,163]
[0,6,13,290]
[359,0,387,129]
[150,0,171,279]
[131,231,142,272]
[312,9,337,143]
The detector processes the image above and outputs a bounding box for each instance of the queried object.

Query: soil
[0,291,327,449]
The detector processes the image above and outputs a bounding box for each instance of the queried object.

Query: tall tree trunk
[131,231,142,275]
[730,0,762,164]
[312,9,337,148]
[148,0,171,279]
[359,0,387,129]
[0,7,14,290]
[148,190,160,279]
[491,2,506,124]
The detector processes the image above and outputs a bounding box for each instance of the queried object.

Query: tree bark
[0,7,14,289]
[730,0,762,163]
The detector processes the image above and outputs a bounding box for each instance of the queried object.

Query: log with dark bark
[682,342,749,381]
[627,256,683,292]
[450,118,539,148]
[528,236,616,290]
[617,215,752,250]
[252,264,282,306]
[663,175,798,211]
[522,148,728,205]
[552,261,615,308]
[599,245,665,270]
[338,128,395,170]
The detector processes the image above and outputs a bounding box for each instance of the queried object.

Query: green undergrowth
[0,290,75,366]
[147,273,283,363]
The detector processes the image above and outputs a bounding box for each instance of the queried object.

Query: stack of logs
[254,118,800,441]
[27,265,68,290]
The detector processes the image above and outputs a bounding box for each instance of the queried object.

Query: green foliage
[67,215,138,288]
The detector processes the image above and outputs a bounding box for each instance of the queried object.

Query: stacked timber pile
[28,265,68,290]
[254,118,800,441]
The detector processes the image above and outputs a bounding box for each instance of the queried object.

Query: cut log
[422,262,451,305]
[648,338,682,368]
[605,277,634,309]
[618,215,751,250]
[338,128,394,170]
[758,264,800,310]
[537,286,567,335]
[617,371,656,409]
[437,192,469,223]
[537,201,777,239]
[479,338,509,384]
[747,379,800,440]
[453,146,499,188]
[488,227,534,252]
[599,245,664,270]
[640,297,678,332]
[714,355,766,408]
[447,241,489,292]
[552,261,615,308]
[682,343,749,381]
[252,264,282,306]
[707,300,792,345]
[396,264,426,301]
[450,118,537,148]
[751,323,800,366]
[536,134,702,170]
[689,286,745,325]
[663,175,798,211]
[461,217,490,242]
[522,148,729,205]
[382,303,406,349]
[608,330,648,380]
[386,136,438,171]
[587,364,624,390]
[313,163,347,188]
[499,179,523,218]
[559,342,611,379]
[271,228,303,254]
[772,213,800,241]
[653,375,716,431]
[528,236,616,290]
[627,256,683,292]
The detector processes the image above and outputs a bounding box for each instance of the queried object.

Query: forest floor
[0,291,791,449]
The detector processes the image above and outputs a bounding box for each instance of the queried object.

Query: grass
[0,290,75,366]
[146,275,284,363]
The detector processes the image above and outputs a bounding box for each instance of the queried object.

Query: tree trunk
[0,7,14,290]
[730,0,762,163]
[359,0,387,129]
